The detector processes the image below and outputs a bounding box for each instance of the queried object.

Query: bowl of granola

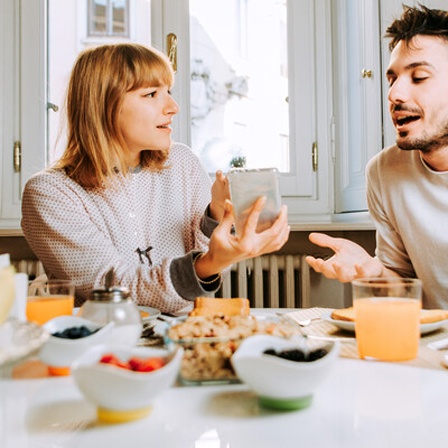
[165,315,301,385]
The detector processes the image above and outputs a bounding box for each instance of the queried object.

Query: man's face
[386,35,448,153]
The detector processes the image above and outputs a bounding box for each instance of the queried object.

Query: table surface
[2,308,448,448]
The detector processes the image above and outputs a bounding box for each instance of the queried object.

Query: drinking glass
[26,280,75,325]
[0,266,15,325]
[352,278,422,361]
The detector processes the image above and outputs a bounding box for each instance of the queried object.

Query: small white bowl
[39,315,115,375]
[72,344,183,423]
[231,335,340,410]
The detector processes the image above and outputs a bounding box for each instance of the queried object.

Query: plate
[322,310,448,335]
[138,306,161,324]
[74,306,161,324]
[0,319,49,367]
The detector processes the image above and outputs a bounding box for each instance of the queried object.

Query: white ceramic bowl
[38,315,115,374]
[231,335,340,410]
[72,344,183,423]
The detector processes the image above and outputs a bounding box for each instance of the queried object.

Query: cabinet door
[333,0,383,213]
[0,0,22,229]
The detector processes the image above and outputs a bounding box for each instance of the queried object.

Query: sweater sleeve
[366,153,415,278]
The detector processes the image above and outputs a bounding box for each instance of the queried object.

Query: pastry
[189,297,250,317]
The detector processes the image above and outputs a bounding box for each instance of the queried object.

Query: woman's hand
[194,197,290,279]
[209,170,230,222]
[305,232,394,282]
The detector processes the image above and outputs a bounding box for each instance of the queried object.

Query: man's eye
[413,76,428,83]
[145,91,156,98]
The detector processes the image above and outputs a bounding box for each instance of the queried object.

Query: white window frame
[154,0,334,219]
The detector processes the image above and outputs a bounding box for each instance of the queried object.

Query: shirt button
[129,212,136,218]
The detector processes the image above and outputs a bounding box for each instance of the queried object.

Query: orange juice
[26,295,74,325]
[354,297,420,361]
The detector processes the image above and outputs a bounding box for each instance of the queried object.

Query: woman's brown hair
[55,43,174,188]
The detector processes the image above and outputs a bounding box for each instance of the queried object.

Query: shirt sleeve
[366,155,416,278]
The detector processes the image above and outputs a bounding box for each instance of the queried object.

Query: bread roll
[331,306,448,324]
[189,297,250,317]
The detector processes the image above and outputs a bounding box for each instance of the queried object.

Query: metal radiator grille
[216,254,310,308]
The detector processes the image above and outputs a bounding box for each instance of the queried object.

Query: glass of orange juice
[26,280,75,325]
[352,278,422,362]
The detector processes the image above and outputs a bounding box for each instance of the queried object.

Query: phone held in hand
[228,167,281,235]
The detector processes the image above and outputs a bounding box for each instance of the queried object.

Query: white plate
[138,306,161,324]
[0,320,49,367]
[74,306,161,324]
[322,310,448,335]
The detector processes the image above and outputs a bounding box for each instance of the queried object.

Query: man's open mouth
[396,115,420,126]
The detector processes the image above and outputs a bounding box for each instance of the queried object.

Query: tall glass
[0,266,15,324]
[26,280,75,325]
[352,278,422,361]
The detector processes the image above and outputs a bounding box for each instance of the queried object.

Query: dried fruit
[263,347,328,362]
[52,325,100,339]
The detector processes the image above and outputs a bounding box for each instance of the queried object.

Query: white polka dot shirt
[21,143,219,314]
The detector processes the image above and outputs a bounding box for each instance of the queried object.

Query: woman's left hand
[194,198,290,279]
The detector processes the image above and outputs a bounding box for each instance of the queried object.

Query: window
[88,0,129,37]
[4,0,413,230]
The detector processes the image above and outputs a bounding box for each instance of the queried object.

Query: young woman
[21,43,290,314]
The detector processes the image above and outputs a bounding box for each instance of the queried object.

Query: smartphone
[228,167,281,235]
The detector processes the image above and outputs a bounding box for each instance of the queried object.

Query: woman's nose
[165,95,179,115]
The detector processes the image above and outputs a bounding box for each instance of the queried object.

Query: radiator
[12,259,45,280]
[12,255,312,309]
[216,254,311,309]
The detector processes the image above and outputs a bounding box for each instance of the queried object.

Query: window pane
[48,0,150,164]
[91,0,107,35]
[189,0,289,173]
[112,0,127,35]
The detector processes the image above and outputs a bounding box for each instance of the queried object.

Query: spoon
[294,317,322,327]
[276,313,321,327]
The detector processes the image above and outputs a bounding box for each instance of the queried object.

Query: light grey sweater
[367,144,448,309]
[21,143,220,314]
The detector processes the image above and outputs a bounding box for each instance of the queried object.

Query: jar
[79,287,142,347]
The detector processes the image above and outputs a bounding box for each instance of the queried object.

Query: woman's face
[117,84,179,166]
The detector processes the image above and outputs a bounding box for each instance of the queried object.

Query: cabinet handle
[312,142,318,172]
[166,33,177,73]
[47,102,59,112]
[361,69,372,78]
[13,141,21,173]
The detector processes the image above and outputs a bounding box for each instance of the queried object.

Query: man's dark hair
[385,4,448,51]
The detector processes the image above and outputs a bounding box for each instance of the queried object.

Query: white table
[2,308,448,447]
[2,358,448,447]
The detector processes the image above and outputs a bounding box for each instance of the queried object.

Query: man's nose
[388,78,410,105]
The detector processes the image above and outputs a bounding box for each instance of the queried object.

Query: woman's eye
[145,91,156,98]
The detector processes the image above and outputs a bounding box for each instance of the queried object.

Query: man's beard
[396,124,448,154]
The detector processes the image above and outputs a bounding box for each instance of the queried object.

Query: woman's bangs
[130,53,174,90]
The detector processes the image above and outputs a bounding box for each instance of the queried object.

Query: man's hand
[305,232,390,282]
